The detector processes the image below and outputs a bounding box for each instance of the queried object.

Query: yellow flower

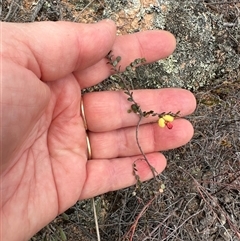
[158,117,166,128]
[158,115,175,129]
[163,114,174,122]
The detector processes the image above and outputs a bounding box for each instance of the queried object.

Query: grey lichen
[98,0,240,91]
[140,0,240,90]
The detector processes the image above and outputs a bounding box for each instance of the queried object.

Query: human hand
[1,20,196,241]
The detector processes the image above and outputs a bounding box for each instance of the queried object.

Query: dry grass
[2,0,240,240]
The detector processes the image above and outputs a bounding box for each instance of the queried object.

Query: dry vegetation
[1,0,240,240]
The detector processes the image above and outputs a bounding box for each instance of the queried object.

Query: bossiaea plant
[106,51,180,189]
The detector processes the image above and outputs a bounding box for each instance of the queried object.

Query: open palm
[1,21,196,241]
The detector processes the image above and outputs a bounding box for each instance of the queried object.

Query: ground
[2,0,240,240]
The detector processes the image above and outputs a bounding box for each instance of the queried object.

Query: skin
[0,20,196,241]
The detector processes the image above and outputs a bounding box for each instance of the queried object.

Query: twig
[4,0,20,21]
[30,0,44,22]
[73,0,95,22]
[0,0,2,18]
[124,195,156,241]
[177,165,240,239]
[92,197,101,241]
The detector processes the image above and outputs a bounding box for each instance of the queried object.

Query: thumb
[3,20,116,81]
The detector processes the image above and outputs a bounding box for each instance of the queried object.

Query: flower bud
[166,122,173,129]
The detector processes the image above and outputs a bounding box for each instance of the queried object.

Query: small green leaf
[116,56,121,62]
[131,104,139,113]
[61,213,69,221]
[58,227,67,241]
[126,66,132,71]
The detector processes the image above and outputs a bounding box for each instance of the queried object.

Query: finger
[4,20,116,81]
[88,119,193,159]
[82,88,196,131]
[79,152,167,199]
[76,30,176,88]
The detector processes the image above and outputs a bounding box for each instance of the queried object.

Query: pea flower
[158,114,174,129]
